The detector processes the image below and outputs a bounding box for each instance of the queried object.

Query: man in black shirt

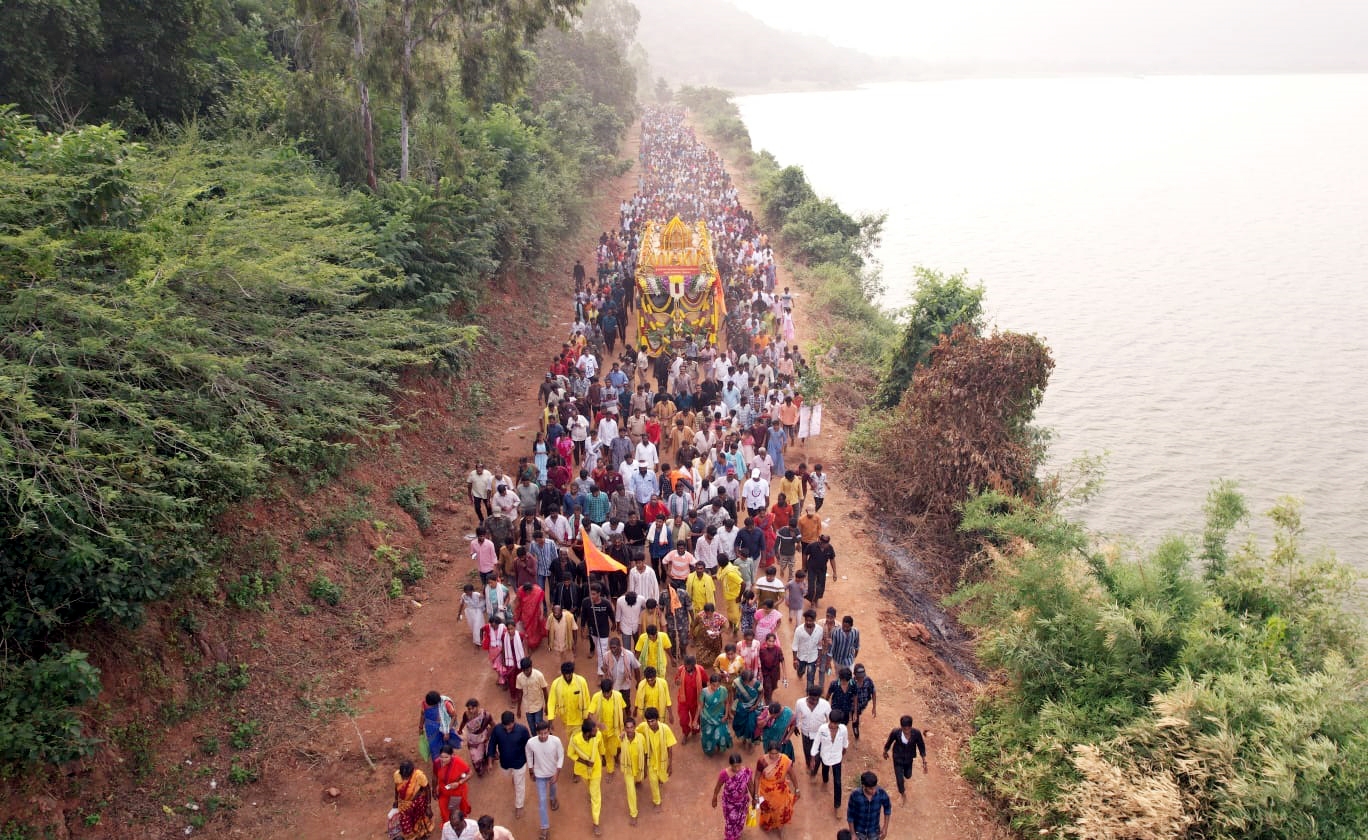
[579,584,615,674]
[803,534,837,605]
[623,511,649,563]
[487,711,532,817]
[881,715,928,803]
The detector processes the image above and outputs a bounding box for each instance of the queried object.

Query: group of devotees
[387,107,928,840]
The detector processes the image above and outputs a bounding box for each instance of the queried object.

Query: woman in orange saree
[392,760,433,840]
[754,745,800,836]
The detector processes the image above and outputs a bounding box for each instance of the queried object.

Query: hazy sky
[728,0,1368,67]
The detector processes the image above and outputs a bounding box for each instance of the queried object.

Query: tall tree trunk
[399,0,414,182]
[347,0,378,191]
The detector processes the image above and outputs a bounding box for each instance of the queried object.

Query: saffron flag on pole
[581,527,627,573]
[667,580,682,613]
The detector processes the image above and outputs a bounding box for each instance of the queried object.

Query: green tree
[874,268,985,409]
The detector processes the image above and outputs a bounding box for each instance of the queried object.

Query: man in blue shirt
[488,711,532,818]
[846,770,892,840]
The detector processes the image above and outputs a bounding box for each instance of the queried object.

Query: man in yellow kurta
[640,707,678,810]
[568,720,605,834]
[635,625,672,675]
[619,717,647,824]
[587,678,627,774]
[547,661,591,734]
[634,666,674,725]
[686,563,716,615]
[717,556,744,629]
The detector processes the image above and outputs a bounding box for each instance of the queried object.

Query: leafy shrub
[227,761,258,785]
[308,574,343,607]
[954,485,1368,838]
[229,719,260,751]
[399,551,427,585]
[391,484,433,533]
[387,577,404,599]
[0,651,102,766]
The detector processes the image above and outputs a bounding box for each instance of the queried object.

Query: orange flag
[667,580,682,613]
[581,527,627,573]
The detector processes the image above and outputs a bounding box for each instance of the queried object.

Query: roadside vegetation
[0,0,643,821]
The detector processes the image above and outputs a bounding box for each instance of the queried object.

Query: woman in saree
[758,701,795,761]
[432,744,472,826]
[459,698,494,776]
[515,582,547,649]
[392,760,433,840]
[754,743,801,836]
[731,669,763,747]
[757,632,786,704]
[533,432,549,484]
[700,673,733,756]
[419,691,460,772]
[710,752,754,840]
[690,603,727,666]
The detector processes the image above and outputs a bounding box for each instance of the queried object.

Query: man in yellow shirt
[568,719,605,835]
[587,678,626,774]
[640,707,677,811]
[547,661,590,734]
[634,624,672,675]
[717,556,744,629]
[619,717,647,825]
[686,562,716,615]
[776,470,805,514]
[634,666,674,725]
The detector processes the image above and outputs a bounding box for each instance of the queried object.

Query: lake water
[736,75,1368,563]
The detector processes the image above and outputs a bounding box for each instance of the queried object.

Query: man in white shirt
[811,712,851,815]
[542,509,573,546]
[576,351,599,380]
[793,682,832,776]
[791,608,824,690]
[596,411,619,450]
[568,412,590,465]
[467,461,496,522]
[694,526,720,572]
[716,520,739,561]
[526,720,564,837]
[627,556,660,603]
[634,435,659,469]
[742,468,770,518]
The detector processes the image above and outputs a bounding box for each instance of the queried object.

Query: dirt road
[228,120,1008,840]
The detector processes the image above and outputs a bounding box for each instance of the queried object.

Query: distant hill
[634,0,917,92]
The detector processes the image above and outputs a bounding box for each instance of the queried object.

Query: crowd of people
[388,107,925,840]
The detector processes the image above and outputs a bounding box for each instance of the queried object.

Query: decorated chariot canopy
[635,215,725,355]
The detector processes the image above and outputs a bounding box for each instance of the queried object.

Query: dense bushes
[0,111,480,764]
[953,484,1368,838]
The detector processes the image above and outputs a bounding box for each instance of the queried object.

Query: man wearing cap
[468,461,496,523]
[742,468,770,520]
